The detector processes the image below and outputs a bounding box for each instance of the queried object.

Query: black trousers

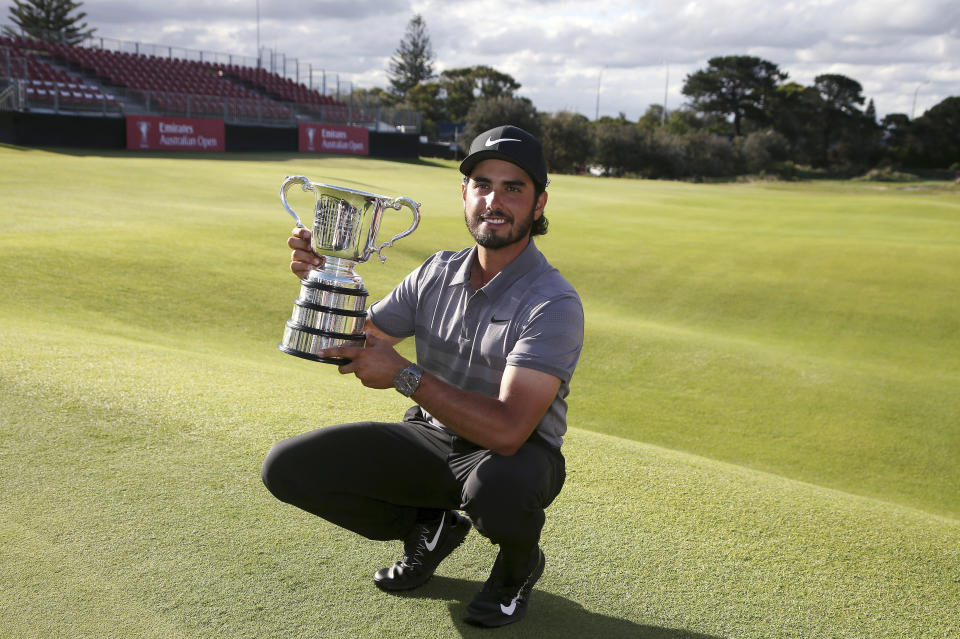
[261,407,565,561]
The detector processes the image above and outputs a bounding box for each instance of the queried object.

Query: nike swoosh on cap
[485,137,522,147]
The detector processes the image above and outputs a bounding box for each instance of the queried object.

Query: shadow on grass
[390,576,720,639]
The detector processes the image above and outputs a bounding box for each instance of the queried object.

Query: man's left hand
[319,333,409,389]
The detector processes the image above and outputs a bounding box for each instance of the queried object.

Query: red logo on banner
[299,123,369,155]
[126,115,225,151]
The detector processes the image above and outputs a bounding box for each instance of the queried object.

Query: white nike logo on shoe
[424,512,445,552]
[485,137,521,147]
[500,594,519,616]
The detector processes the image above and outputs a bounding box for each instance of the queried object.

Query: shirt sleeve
[367,254,434,339]
[506,292,584,383]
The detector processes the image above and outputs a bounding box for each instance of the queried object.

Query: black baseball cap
[459,125,549,189]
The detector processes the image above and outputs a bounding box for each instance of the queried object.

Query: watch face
[395,366,421,396]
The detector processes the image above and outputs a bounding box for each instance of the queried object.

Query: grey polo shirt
[368,239,584,449]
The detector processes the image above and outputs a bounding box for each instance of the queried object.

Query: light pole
[595,66,605,120]
[911,81,929,120]
[662,61,669,126]
[256,0,261,68]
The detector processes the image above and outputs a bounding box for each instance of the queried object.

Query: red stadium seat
[3,36,363,124]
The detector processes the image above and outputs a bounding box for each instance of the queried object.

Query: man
[261,125,584,627]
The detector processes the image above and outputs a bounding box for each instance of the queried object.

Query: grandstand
[0,34,418,132]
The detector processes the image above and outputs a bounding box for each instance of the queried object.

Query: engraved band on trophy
[277,175,421,365]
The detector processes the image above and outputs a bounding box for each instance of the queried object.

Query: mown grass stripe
[2,146,959,638]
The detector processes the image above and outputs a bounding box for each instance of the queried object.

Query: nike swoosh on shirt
[500,595,519,616]
[485,137,521,147]
[490,317,509,323]
[424,512,445,552]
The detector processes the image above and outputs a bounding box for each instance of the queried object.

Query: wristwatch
[393,363,424,397]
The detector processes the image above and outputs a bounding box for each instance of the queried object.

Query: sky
[6,0,959,121]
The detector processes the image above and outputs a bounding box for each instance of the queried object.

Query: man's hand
[319,333,410,389]
[288,226,324,279]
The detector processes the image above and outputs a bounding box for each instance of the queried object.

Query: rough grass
[1,145,958,638]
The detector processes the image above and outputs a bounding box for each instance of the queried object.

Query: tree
[397,81,445,140]
[351,86,400,109]
[879,113,912,166]
[642,129,686,179]
[909,97,960,168]
[740,130,790,174]
[637,104,666,132]
[814,74,865,116]
[768,81,822,165]
[682,55,787,136]
[401,82,444,122]
[663,106,725,136]
[3,0,95,44]
[813,73,878,169]
[593,112,630,126]
[541,111,591,174]
[682,130,740,178]
[589,123,644,177]
[440,66,521,122]
[387,14,434,97]
[462,97,541,152]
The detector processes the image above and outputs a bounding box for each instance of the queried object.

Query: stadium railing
[0,35,421,132]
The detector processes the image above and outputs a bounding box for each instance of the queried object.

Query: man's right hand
[288,226,324,279]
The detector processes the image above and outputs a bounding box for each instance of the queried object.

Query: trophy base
[277,344,350,366]
[278,320,365,365]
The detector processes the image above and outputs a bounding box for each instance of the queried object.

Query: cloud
[4,0,956,119]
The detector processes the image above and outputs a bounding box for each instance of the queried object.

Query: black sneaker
[463,546,545,627]
[373,510,471,591]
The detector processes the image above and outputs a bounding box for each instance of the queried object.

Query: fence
[7,27,353,101]
[78,35,348,101]
[2,78,421,131]
[0,30,421,132]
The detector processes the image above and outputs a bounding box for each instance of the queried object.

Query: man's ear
[534,190,548,219]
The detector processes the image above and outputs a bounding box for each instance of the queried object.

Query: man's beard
[466,203,536,249]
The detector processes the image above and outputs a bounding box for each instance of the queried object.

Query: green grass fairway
[1,145,959,638]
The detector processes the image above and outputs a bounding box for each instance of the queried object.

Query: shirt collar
[449,239,544,298]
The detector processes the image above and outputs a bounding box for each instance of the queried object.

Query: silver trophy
[277,175,421,364]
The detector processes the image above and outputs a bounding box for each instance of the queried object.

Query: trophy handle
[375,197,421,263]
[280,175,314,228]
